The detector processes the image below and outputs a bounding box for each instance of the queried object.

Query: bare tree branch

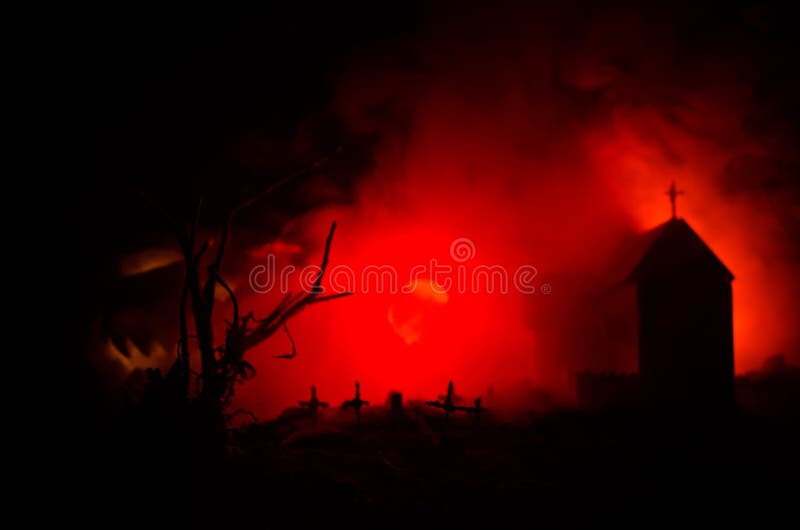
[141,152,349,412]
[209,267,239,328]
[312,292,355,304]
[240,221,353,352]
[273,321,297,359]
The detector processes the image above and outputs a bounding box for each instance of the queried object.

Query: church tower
[629,183,734,407]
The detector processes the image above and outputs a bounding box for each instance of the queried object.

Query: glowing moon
[387,278,449,344]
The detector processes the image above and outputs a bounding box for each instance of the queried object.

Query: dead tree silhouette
[142,154,351,446]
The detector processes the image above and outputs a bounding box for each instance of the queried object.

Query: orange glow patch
[388,278,449,344]
[119,248,182,277]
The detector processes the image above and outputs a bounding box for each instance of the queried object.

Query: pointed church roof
[628,218,733,283]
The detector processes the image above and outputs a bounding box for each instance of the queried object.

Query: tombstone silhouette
[299,385,328,425]
[342,381,369,422]
[457,397,486,425]
[425,381,459,419]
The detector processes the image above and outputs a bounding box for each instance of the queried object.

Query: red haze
[228,5,800,418]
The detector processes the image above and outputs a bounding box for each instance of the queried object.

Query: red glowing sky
[224,7,800,417]
[98,5,799,418]
[231,75,797,417]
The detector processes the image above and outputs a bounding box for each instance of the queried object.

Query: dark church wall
[636,270,734,407]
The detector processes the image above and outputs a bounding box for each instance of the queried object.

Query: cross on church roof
[666,181,685,219]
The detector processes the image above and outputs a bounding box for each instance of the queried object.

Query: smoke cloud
[88,3,799,419]
[228,2,800,417]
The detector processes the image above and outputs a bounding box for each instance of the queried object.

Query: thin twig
[241,221,353,352]
[273,320,297,359]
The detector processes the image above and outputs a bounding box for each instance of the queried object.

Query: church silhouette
[578,184,734,409]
